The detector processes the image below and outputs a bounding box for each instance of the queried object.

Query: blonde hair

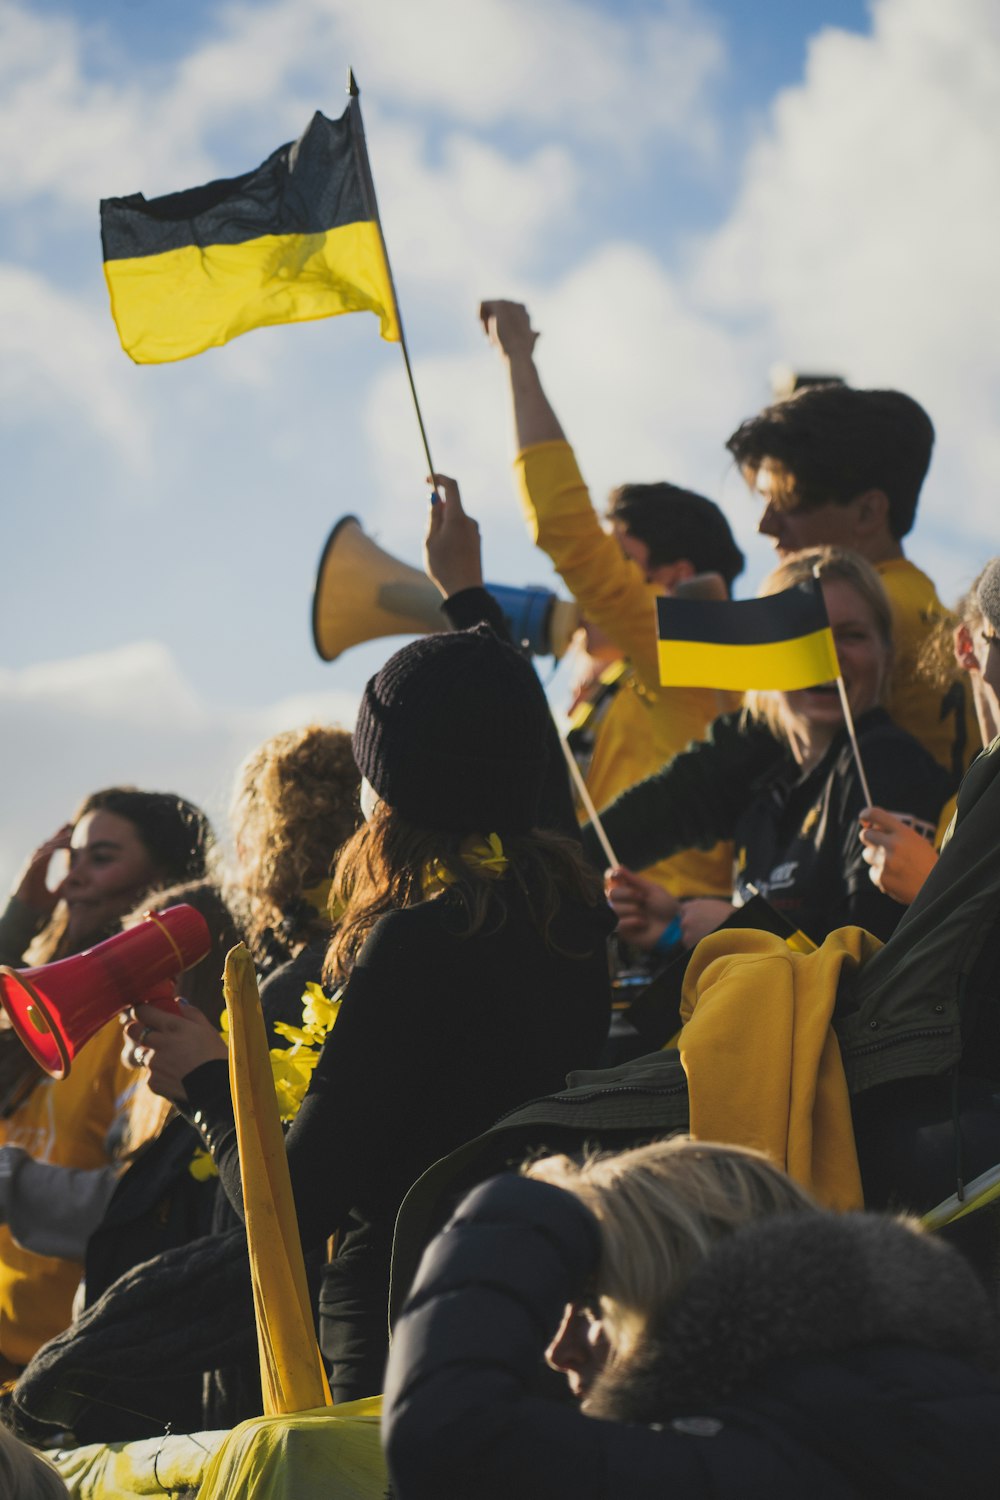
[0,1427,68,1498]
[917,560,998,689]
[227,725,361,952]
[528,1138,814,1361]
[744,546,893,746]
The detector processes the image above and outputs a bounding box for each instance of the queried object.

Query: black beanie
[352,625,549,832]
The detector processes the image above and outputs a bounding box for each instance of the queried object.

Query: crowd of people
[1,297,999,1495]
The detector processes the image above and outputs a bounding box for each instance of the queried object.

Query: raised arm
[480,300,565,449]
[425,473,580,840]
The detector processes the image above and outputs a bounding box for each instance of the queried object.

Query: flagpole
[834,675,875,808]
[806,564,874,807]
[347,69,436,483]
[558,734,620,869]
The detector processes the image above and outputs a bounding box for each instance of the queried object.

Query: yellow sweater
[678,926,877,1210]
[0,1019,134,1368]
[517,441,736,897]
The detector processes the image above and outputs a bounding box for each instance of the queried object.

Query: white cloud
[0,262,151,468]
[0,0,722,211]
[0,643,360,890]
[335,0,723,150]
[692,0,1000,554]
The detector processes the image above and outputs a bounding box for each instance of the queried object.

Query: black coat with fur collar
[384,1174,1000,1500]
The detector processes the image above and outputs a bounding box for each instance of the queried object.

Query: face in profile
[754,462,863,558]
[61,810,158,949]
[545,1298,612,1404]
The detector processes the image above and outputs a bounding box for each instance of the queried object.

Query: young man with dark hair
[607,482,746,591]
[571,380,970,886]
[727,382,968,780]
[482,298,744,903]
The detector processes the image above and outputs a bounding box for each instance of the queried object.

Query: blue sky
[3,0,999,882]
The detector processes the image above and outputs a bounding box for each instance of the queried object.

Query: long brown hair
[324,802,603,985]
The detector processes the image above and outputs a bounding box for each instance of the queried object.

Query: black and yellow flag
[101,104,400,364]
[656,579,839,691]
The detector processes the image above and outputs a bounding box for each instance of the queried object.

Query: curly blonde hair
[228,725,361,952]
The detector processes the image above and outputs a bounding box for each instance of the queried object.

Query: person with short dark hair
[606,481,746,589]
[482,299,743,904]
[583,381,972,880]
[727,382,969,779]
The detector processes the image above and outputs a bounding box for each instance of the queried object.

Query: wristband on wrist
[654,915,683,954]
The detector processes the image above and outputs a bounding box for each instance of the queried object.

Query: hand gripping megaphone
[311,515,581,662]
[0,904,211,1080]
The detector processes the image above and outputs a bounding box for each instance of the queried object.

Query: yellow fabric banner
[197,1397,385,1500]
[224,943,332,1416]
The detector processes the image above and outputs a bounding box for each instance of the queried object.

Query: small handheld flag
[101,101,400,365]
[656,580,839,693]
[657,577,873,806]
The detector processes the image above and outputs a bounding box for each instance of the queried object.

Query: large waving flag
[657,579,839,691]
[101,101,400,364]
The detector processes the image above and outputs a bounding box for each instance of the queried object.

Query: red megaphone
[0,904,211,1080]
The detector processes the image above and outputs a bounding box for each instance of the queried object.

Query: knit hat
[976,558,1000,634]
[352,626,549,832]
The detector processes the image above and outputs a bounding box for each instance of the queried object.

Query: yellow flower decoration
[423,833,509,897]
[188,1148,218,1181]
[188,978,342,1176]
[270,981,341,1124]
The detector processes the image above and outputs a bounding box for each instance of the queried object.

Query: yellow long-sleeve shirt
[0,1020,134,1369]
[516,440,736,897]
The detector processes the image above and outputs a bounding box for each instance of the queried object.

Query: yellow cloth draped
[223,943,332,1416]
[197,1397,385,1500]
[678,926,877,1210]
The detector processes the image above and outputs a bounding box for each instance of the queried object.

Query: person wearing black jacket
[128,479,612,1402]
[384,1139,1000,1500]
[605,547,950,951]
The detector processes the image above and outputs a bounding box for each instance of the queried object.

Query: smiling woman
[0,786,212,1378]
[606,548,951,951]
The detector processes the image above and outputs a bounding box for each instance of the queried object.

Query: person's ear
[853,488,891,539]
[954,622,979,674]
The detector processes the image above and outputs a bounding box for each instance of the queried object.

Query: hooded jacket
[384,1173,1000,1500]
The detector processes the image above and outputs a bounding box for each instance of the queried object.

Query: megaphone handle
[142,980,183,1017]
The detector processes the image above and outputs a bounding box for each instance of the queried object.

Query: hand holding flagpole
[424,474,619,866]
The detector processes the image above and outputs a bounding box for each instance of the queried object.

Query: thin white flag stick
[834,674,874,808]
[558,732,619,869]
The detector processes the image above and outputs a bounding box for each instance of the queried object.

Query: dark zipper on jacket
[846,1024,952,1059]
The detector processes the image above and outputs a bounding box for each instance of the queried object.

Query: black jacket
[185,883,613,1402]
[384,1174,1000,1500]
[584,708,949,944]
